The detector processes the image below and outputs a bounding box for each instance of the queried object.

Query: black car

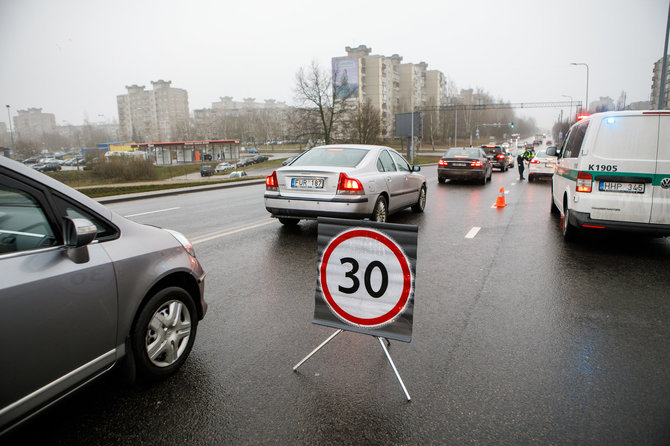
[35,162,61,172]
[481,144,513,171]
[251,155,269,163]
[438,147,492,184]
[200,165,215,177]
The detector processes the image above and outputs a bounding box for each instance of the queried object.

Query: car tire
[412,186,426,213]
[550,186,560,215]
[131,286,198,381]
[562,205,579,242]
[528,175,534,183]
[372,196,388,223]
[278,217,299,226]
[438,177,446,184]
[481,173,487,185]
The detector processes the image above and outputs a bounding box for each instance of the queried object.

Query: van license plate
[599,182,644,193]
[291,177,324,189]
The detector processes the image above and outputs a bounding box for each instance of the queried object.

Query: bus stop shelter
[131,139,241,165]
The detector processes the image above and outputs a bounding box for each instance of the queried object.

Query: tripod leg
[293,329,343,371]
[377,337,411,401]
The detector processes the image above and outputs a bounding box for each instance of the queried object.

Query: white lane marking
[465,226,481,239]
[191,220,275,245]
[125,207,180,218]
[511,182,517,186]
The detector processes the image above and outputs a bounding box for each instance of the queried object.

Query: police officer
[517,146,535,180]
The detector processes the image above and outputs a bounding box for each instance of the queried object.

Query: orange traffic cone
[493,187,507,208]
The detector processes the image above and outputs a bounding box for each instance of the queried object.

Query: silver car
[264,145,426,225]
[0,156,207,434]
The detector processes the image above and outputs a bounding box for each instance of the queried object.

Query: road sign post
[293,217,418,401]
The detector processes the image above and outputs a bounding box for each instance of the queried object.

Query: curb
[97,179,266,203]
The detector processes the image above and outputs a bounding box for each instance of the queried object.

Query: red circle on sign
[320,228,412,327]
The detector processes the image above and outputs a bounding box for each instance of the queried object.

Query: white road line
[125,207,180,218]
[465,226,481,239]
[191,220,275,245]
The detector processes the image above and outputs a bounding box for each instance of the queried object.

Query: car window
[377,150,396,172]
[0,184,58,254]
[290,147,369,168]
[445,148,480,158]
[389,151,411,172]
[562,120,588,158]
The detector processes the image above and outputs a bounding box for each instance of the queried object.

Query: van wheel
[131,287,198,380]
[562,207,579,242]
[550,186,560,215]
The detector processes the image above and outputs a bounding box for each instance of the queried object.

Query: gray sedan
[0,157,207,434]
[264,144,426,225]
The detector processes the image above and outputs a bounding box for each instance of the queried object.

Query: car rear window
[482,146,502,155]
[445,148,480,158]
[290,147,369,168]
[593,115,658,161]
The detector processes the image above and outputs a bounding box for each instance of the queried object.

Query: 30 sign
[313,218,417,342]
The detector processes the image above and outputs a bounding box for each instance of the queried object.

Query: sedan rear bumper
[264,193,371,219]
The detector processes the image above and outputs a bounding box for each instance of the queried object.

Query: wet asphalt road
[5,166,670,445]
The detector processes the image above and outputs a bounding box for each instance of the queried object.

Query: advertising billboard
[332,58,359,99]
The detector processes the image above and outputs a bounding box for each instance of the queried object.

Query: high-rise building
[333,45,447,138]
[650,55,669,109]
[117,80,190,142]
[14,108,56,142]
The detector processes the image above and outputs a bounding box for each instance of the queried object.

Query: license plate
[454,163,466,167]
[599,182,645,193]
[291,177,324,189]
[545,162,554,168]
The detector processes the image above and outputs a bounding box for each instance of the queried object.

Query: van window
[562,120,588,158]
[593,115,658,161]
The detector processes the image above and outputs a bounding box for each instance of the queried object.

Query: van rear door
[589,115,657,224]
[650,113,670,225]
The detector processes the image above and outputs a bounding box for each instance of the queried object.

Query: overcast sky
[0,0,667,131]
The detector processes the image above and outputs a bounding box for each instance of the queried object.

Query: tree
[294,60,347,145]
[347,99,380,144]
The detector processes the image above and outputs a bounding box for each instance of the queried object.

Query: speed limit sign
[313,217,417,342]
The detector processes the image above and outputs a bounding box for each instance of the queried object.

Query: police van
[549,110,670,240]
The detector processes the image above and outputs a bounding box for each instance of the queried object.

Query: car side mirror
[412,165,421,172]
[63,217,97,264]
[546,146,557,156]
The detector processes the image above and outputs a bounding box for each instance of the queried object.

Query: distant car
[236,158,254,168]
[35,162,61,172]
[200,165,215,177]
[248,148,259,154]
[215,162,234,173]
[527,147,557,182]
[252,155,269,163]
[0,156,207,434]
[438,147,492,184]
[265,144,426,225]
[481,144,513,171]
[229,171,248,178]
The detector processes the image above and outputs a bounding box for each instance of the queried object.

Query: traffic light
[509,122,514,129]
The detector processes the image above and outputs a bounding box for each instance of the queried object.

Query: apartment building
[333,45,447,138]
[13,108,56,142]
[117,80,190,142]
[650,55,669,109]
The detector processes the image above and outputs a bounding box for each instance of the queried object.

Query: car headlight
[165,229,196,257]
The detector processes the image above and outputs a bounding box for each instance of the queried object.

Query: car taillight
[530,159,540,164]
[496,154,505,159]
[438,159,448,166]
[266,171,279,191]
[337,172,364,194]
[576,171,592,193]
[470,160,483,167]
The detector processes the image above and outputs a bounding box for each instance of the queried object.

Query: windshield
[445,148,480,158]
[290,147,369,168]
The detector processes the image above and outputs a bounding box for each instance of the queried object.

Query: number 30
[338,257,388,298]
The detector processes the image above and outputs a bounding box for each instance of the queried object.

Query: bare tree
[347,99,381,144]
[294,60,347,145]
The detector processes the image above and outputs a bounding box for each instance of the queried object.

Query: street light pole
[561,95,573,121]
[570,63,589,112]
[6,105,15,155]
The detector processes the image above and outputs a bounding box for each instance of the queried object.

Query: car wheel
[412,186,426,213]
[131,286,198,380]
[438,177,445,184]
[372,196,388,222]
[481,173,487,185]
[561,205,578,242]
[278,217,299,226]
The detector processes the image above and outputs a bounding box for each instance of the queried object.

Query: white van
[550,110,670,240]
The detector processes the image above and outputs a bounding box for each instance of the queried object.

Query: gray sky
[1,0,667,131]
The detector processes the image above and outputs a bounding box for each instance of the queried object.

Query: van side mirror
[546,146,557,157]
[63,217,97,263]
